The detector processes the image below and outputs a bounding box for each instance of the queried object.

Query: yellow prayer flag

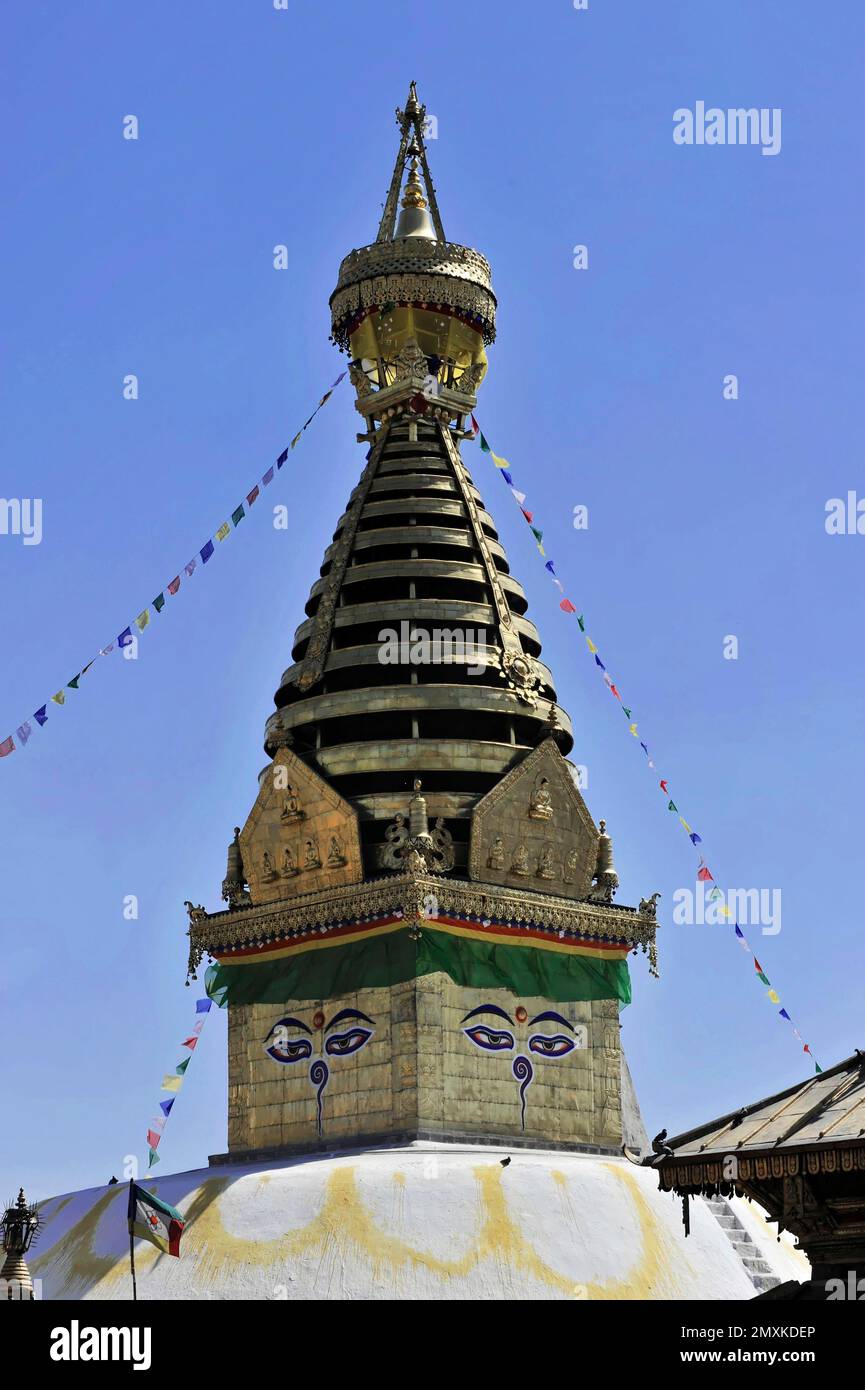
[216,523,231,542]
[629,723,638,736]
[135,610,150,632]
[720,906,733,918]
[491,453,510,470]
[536,541,545,557]
[161,1075,183,1093]
[51,690,66,706]
[290,432,302,449]
[767,989,780,1004]
[586,637,598,653]
[679,817,691,833]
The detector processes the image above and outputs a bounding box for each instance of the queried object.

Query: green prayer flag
[530,527,543,543]
[757,971,771,986]
[667,799,677,812]
[176,1058,190,1075]
[815,1064,823,1074]
[577,616,585,632]
[479,432,491,454]
[147,1148,160,1168]
[231,505,245,527]
[153,594,166,613]
[622,707,632,718]
[67,676,80,690]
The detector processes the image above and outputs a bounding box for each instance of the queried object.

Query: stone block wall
[226,975,622,1154]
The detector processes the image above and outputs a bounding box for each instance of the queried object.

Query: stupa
[29,85,805,1300]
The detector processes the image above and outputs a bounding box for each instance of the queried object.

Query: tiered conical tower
[187,84,658,1161]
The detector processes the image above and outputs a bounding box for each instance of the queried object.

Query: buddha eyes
[325,1027,373,1057]
[266,1036,313,1065]
[462,1015,577,1059]
[528,1034,576,1058]
[463,1025,515,1052]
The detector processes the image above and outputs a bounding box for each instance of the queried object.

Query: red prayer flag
[609,684,620,699]
[697,866,714,882]
[146,1129,162,1150]
[247,485,260,507]
[470,414,480,437]
[0,736,14,757]
[804,1044,811,1054]
[520,508,534,523]
[560,599,577,614]
[660,780,669,793]
[754,958,763,972]
[182,1036,199,1050]
[167,576,181,595]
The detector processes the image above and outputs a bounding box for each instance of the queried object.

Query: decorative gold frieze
[238,747,362,907]
[468,740,599,900]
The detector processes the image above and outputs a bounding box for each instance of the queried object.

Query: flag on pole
[127,1182,185,1257]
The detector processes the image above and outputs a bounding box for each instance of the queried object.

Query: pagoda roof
[658,1052,865,1164]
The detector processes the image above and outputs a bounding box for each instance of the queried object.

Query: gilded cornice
[185,867,658,981]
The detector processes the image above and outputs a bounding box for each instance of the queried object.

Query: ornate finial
[587,819,619,904]
[222,827,250,910]
[1,1186,40,1297]
[408,779,430,839]
[377,83,444,243]
[401,154,427,210]
[379,779,454,873]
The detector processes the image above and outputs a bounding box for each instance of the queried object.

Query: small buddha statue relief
[262,851,279,882]
[303,836,321,870]
[280,786,305,823]
[511,844,530,877]
[326,835,346,867]
[528,778,554,821]
[487,836,505,870]
[282,845,298,877]
[537,847,556,880]
[563,848,578,884]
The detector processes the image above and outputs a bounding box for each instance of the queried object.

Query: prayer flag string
[146,998,213,1169]
[473,419,822,1074]
[0,372,346,760]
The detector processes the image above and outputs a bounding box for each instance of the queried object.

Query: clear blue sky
[2,1,863,1199]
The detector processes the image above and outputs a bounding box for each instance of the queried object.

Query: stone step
[751,1273,782,1293]
[702,1196,782,1291]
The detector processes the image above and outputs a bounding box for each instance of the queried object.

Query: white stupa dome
[32,1142,807,1300]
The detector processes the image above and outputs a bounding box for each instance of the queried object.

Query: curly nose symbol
[309,1059,329,1138]
[512,1054,533,1132]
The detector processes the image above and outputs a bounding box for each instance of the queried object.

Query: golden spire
[376,82,444,243]
[401,154,427,210]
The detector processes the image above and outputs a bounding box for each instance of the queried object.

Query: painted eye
[464,1026,515,1052]
[265,1035,313,1065]
[529,1033,576,1058]
[325,1027,373,1057]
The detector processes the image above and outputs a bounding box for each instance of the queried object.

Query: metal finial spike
[378,84,444,243]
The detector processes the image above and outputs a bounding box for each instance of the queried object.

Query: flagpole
[128,1179,138,1301]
